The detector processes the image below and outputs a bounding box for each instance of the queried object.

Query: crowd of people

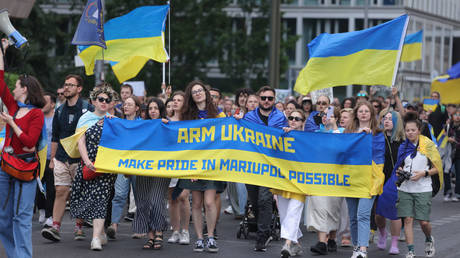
[0,40,459,258]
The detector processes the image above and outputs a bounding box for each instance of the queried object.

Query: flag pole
[168,0,171,85]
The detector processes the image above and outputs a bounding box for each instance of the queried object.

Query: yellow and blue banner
[78,5,169,82]
[294,15,409,95]
[71,0,106,48]
[95,117,382,198]
[423,98,439,112]
[401,30,422,62]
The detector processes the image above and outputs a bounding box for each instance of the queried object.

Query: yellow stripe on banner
[79,35,168,77]
[95,147,373,198]
[401,42,422,62]
[60,127,87,159]
[431,78,460,105]
[294,49,398,95]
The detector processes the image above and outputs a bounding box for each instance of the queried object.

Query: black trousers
[35,160,55,218]
[245,184,272,240]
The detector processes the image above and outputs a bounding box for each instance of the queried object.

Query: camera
[395,169,412,187]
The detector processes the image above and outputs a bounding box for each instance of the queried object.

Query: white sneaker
[351,246,359,258]
[444,195,452,202]
[91,237,102,251]
[179,230,190,245]
[399,231,406,242]
[168,231,180,243]
[425,236,435,257]
[405,250,415,258]
[224,205,233,215]
[43,217,53,227]
[357,250,367,258]
[100,233,108,246]
[451,196,459,202]
[38,209,46,223]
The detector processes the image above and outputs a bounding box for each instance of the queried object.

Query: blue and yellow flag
[95,117,381,198]
[71,0,106,48]
[294,15,409,95]
[78,5,169,82]
[401,30,422,62]
[423,98,439,112]
[436,129,448,149]
[431,61,460,104]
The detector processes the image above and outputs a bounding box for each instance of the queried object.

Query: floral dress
[70,120,116,220]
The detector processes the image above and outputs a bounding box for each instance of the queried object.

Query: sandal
[143,239,155,250]
[153,233,163,250]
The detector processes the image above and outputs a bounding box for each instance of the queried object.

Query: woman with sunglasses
[167,91,192,245]
[272,109,306,258]
[374,109,405,255]
[344,101,385,258]
[178,81,226,253]
[0,40,46,258]
[132,98,170,250]
[107,96,141,240]
[304,95,330,132]
[69,86,116,251]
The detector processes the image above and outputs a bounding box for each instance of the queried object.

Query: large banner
[95,118,375,198]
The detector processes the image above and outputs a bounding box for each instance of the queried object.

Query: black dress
[70,120,117,220]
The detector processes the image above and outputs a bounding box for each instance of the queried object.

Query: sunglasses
[316,101,328,106]
[260,96,274,101]
[288,116,303,121]
[191,88,204,95]
[357,93,367,97]
[57,93,64,96]
[97,97,111,104]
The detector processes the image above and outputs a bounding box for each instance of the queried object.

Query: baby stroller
[236,200,280,241]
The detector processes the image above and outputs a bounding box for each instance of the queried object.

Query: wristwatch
[425,170,429,177]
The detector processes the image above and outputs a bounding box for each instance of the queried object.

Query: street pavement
[1,194,460,258]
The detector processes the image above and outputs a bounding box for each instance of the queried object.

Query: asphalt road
[1,194,460,258]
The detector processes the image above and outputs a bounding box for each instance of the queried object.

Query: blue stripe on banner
[99,117,373,166]
[423,99,439,106]
[308,15,408,58]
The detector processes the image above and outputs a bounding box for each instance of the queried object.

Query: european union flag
[71,0,106,49]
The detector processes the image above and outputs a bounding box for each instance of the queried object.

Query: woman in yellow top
[271,109,307,258]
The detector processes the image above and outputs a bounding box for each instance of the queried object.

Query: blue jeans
[236,183,247,215]
[0,169,37,258]
[346,196,376,247]
[111,174,135,224]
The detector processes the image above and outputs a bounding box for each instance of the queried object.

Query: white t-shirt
[397,151,432,193]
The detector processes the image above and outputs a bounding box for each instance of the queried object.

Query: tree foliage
[8,0,296,96]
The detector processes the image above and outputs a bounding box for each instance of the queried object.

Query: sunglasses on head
[357,93,367,97]
[288,116,303,121]
[97,97,111,104]
[260,96,274,101]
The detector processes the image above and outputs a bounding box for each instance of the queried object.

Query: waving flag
[401,30,422,62]
[431,61,460,104]
[78,5,170,82]
[71,0,106,48]
[423,98,439,112]
[294,15,409,95]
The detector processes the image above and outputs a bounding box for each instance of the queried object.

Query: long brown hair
[123,96,141,118]
[181,80,218,120]
[170,91,185,119]
[345,101,381,135]
[19,75,46,108]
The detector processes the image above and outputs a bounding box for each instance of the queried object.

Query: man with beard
[41,75,94,242]
[243,86,287,252]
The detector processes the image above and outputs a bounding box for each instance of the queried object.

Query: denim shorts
[397,191,432,221]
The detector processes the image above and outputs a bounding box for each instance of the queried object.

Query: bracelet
[425,170,429,177]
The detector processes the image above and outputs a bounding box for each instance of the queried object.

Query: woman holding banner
[69,86,117,251]
[272,109,307,258]
[167,91,192,245]
[344,101,384,258]
[178,81,226,253]
[133,97,171,250]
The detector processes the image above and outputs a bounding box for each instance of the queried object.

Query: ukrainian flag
[436,129,448,149]
[423,98,439,112]
[294,15,409,95]
[78,5,170,83]
[401,30,422,62]
[431,61,460,104]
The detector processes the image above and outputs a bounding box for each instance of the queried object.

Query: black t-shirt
[258,109,269,126]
